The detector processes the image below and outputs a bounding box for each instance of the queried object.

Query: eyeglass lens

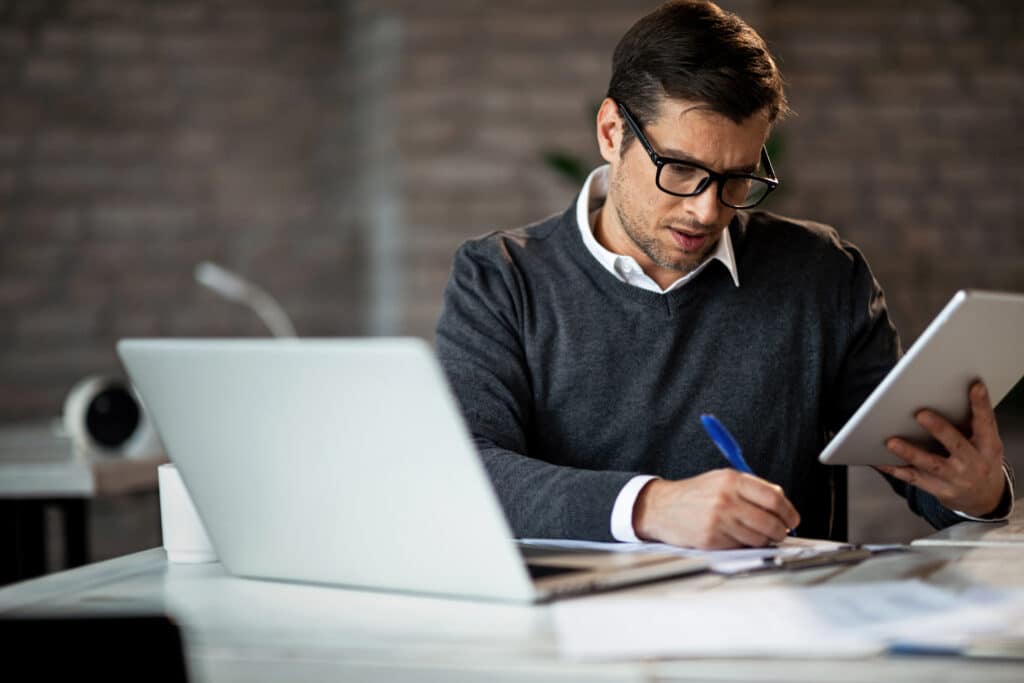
[658,163,772,208]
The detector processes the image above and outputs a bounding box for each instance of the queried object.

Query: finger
[721,513,778,548]
[876,463,954,502]
[969,381,1002,453]
[886,437,952,477]
[733,503,790,545]
[915,410,973,461]
[735,475,801,531]
[701,531,745,550]
[891,433,972,482]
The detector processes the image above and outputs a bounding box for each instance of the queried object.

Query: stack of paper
[552,579,1024,660]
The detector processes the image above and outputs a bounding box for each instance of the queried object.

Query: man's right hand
[632,470,800,549]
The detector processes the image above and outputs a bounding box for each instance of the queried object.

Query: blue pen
[700,413,754,474]
[700,413,796,536]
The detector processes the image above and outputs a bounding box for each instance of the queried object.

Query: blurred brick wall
[0,0,363,421]
[760,0,1024,343]
[370,0,659,334]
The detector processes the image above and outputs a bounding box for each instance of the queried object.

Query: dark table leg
[1,498,91,586]
[62,498,89,569]
[0,500,46,586]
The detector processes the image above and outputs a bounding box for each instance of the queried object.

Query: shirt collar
[575,165,741,292]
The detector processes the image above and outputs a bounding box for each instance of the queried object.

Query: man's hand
[877,381,1007,517]
[632,469,800,549]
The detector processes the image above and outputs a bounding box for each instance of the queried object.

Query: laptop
[819,289,1024,467]
[117,338,706,603]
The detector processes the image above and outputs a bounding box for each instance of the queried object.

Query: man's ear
[596,97,623,164]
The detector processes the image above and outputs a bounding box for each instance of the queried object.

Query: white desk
[2,506,1024,682]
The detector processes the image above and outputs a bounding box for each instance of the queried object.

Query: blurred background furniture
[0,421,165,586]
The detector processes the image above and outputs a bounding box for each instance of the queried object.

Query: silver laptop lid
[118,338,537,602]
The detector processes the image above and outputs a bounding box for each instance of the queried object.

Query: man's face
[596,98,771,288]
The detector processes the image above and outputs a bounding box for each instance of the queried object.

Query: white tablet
[819,289,1024,467]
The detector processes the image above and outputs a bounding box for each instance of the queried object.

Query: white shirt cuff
[610,475,659,542]
[953,464,1015,522]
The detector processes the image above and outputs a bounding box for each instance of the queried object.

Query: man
[435,0,1012,548]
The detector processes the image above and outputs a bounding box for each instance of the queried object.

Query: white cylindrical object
[158,463,217,563]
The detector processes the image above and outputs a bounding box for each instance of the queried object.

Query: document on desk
[519,536,851,575]
[553,579,1024,660]
[912,517,1024,547]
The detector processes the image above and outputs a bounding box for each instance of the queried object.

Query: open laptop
[117,338,706,603]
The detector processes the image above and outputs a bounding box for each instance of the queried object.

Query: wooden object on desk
[92,452,168,496]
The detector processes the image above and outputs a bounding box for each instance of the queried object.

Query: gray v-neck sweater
[436,203,962,541]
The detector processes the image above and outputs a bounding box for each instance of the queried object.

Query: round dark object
[85,385,141,449]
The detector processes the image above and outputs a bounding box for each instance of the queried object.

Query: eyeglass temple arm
[616,103,659,162]
[760,146,778,182]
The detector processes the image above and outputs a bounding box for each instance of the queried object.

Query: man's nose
[687,182,725,227]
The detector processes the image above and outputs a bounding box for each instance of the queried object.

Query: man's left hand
[877,381,1007,517]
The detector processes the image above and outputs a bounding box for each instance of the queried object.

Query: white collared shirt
[574,166,1012,542]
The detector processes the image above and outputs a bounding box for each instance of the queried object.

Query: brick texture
[759,0,1024,344]
[1,0,362,420]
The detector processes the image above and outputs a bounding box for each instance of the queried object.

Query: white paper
[912,516,1024,547]
[552,579,1024,660]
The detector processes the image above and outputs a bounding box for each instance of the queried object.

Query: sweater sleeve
[827,243,963,529]
[435,239,636,541]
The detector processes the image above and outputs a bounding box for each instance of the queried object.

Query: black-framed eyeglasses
[617,102,779,210]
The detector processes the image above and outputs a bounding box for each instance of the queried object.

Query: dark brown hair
[607,0,788,147]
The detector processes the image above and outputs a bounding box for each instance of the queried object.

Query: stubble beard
[609,170,718,276]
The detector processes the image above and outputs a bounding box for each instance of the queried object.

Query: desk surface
[2,507,1024,683]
